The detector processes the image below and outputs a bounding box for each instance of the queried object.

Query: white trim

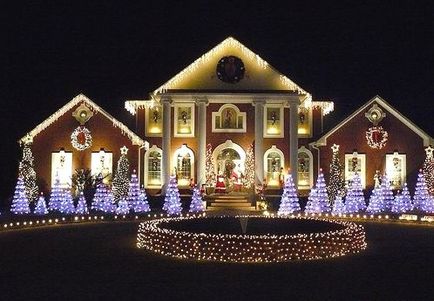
[212,104,247,133]
[316,95,433,147]
[297,146,314,189]
[145,105,163,137]
[263,105,284,138]
[172,144,195,187]
[144,145,163,189]
[264,145,285,187]
[386,152,406,190]
[212,140,246,175]
[173,103,195,137]
[344,152,366,188]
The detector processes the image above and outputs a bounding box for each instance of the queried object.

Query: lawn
[0,219,433,300]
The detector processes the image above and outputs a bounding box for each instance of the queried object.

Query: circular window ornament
[366,126,388,149]
[216,56,245,83]
[71,126,92,151]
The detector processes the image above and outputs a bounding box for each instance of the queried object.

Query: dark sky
[1,1,433,201]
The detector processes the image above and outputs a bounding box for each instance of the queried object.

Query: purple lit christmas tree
[413,170,431,211]
[332,194,346,214]
[163,176,182,216]
[344,173,366,213]
[116,196,130,215]
[278,173,301,215]
[75,192,89,215]
[11,177,31,214]
[305,170,331,214]
[127,170,140,209]
[380,174,394,211]
[60,188,75,214]
[189,186,205,213]
[366,187,385,214]
[101,189,116,213]
[91,180,107,212]
[391,183,413,213]
[133,187,150,213]
[34,193,48,215]
[48,175,64,212]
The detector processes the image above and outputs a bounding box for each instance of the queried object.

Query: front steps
[207,194,256,211]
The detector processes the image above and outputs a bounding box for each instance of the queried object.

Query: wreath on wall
[366,126,388,149]
[71,126,92,151]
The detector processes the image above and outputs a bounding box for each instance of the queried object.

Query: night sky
[2,1,433,202]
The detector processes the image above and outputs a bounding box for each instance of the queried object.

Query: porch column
[289,99,299,185]
[161,97,172,193]
[253,99,265,186]
[196,98,208,186]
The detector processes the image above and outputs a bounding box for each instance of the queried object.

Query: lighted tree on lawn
[60,188,75,214]
[366,187,385,214]
[413,170,430,211]
[305,170,331,214]
[205,143,216,187]
[163,176,182,215]
[332,194,346,214]
[423,146,434,195]
[134,187,150,213]
[112,146,130,203]
[380,174,394,211]
[75,192,89,215]
[48,175,64,212]
[10,177,31,214]
[91,178,107,211]
[278,173,300,215]
[189,186,205,213]
[34,193,48,215]
[18,140,39,203]
[102,189,116,213]
[127,170,140,209]
[116,196,130,215]
[243,143,255,189]
[391,183,413,213]
[344,173,366,213]
[327,144,345,206]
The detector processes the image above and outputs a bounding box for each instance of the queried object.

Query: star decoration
[120,146,129,155]
[331,144,340,153]
[23,134,33,145]
[425,146,434,158]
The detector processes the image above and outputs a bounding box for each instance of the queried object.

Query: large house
[21,37,433,200]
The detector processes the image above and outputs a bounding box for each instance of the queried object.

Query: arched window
[144,145,162,188]
[264,145,285,187]
[173,144,195,187]
[297,146,313,189]
[212,104,246,133]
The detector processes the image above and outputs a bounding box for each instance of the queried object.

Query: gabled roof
[20,93,147,147]
[153,37,310,96]
[314,95,433,147]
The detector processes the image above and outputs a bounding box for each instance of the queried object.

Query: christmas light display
[344,173,366,213]
[189,186,205,213]
[34,193,48,215]
[331,195,346,214]
[18,143,39,203]
[137,215,367,263]
[75,192,89,215]
[91,178,108,212]
[60,188,75,214]
[205,143,216,187]
[305,170,331,214]
[380,174,394,211]
[366,187,386,214]
[391,183,413,213]
[327,144,345,205]
[112,146,130,203]
[366,126,388,149]
[243,143,255,188]
[277,173,301,215]
[414,171,434,212]
[116,196,130,215]
[10,177,31,214]
[423,146,434,195]
[70,126,92,151]
[101,189,117,213]
[134,187,151,213]
[162,176,182,216]
[48,175,64,212]
[127,170,140,209]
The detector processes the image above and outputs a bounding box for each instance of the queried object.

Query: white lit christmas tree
[101,189,116,213]
[366,187,385,214]
[243,143,255,189]
[413,170,430,211]
[112,146,130,203]
[60,188,75,214]
[305,170,331,214]
[277,173,301,215]
[163,176,182,215]
[391,183,413,213]
[344,173,366,213]
[48,174,64,212]
[134,187,150,213]
[332,194,346,214]
[18,141,39,203]
[205,143,216,187]
[34,193,48,215]
[75,192,89,215]
[116,196,130,215]
[380,174,394,211]
[189,186,205,213]
[91,179,107,212]
[327,144,345,206]
[127,170,140,209]
[423,146,434,195]
[10,177,31,214]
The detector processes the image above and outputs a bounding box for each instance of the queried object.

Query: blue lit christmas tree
[380,174,394,211]
[48,175,64,212]
[60,188,75,214]
[127,170,140,209]
[413,170,432,212]
[331,194,346,214]
[75,191,89,215]
[189,186,205,213]
[163,176,182,216]
[305,188,317,213]
[391,183,413,213]
[11,177,31,214]
[133,187,150,213]
[305,170,330,214]
[101,189,116,213]
[34,193,48,215]
[116,196,130,215]
[366,187,385,214]
[344,173,366,213]
[91,179,107,212]
[278,173,301,215]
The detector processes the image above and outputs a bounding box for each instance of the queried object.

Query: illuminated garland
[71,126,92,151]
[366,126,388,149]
[137,215,367,263]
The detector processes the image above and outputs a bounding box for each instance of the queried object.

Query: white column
[161,97,172,193]
[196,98,208,186]
[253,99,265,186]
[289,100,299,185]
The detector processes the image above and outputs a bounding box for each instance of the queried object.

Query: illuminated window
[145,105,163,137]
[264,145,285,187]
[345,152,366,188]
[297,146,313,189]
[144,145,162,188]
[298,107,312,137]
[174,103,195,137]
[91,149,113,184]
[51,149,72,188]
[173,144,195,187]
[386,152,406,189]
[264,105,284,138]
[212,104,246,133]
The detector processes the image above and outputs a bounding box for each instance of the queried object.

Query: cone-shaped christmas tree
[48,174,64,212]
[327,144,345,206]
[332,194,346,214]
[278,173,301,215]
[116,196,130,215]
[75,192,89,215]
[112,146,130,203]
[60,188,75,214]
[380,174,394,211]
[243,144,255,189]
[134,187,150,213]
[11,177,31,214]
[163,176,182,215]
[413,170,431,211]
[18,142,39,203]
[91,179,107,212]
[127,170,140,209]
[189,186,205,213]
[391,183,413,213]
[423,146,434,195]
[366,187,385,214]
[305,170,331,214]
[344,173,366,213]
[205,143,216,187]
[101,189,116,213]
[34,193,48,215]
